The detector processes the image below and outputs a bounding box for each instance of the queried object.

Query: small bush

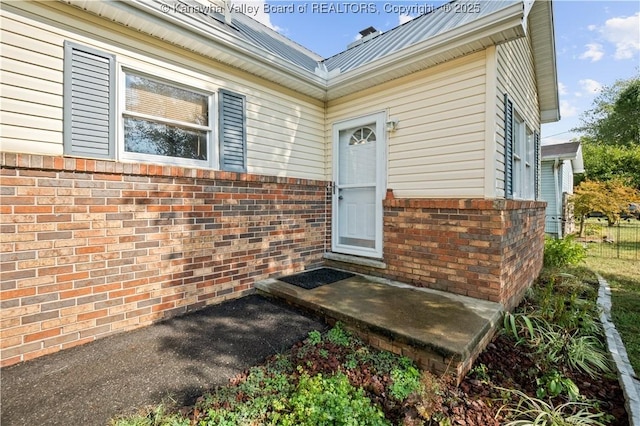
[544,236,587,268]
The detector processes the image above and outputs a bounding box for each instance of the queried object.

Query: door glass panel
[338,126,376,186]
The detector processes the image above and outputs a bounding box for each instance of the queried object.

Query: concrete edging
[596,274,640,426]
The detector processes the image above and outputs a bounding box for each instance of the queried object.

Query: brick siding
[0,153,330,367]
[326,197,546,310]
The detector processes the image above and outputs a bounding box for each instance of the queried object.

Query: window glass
[124,118,207,160]
[125,74,208,124]
[123,73,210,162]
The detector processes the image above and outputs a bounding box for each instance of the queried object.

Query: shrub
[544,236,587,268]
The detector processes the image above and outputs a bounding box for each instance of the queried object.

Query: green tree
[576,139,640,189]
[572,180,640,234]
[575,76,640,147]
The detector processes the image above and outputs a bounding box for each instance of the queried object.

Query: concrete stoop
[256,272,503,382]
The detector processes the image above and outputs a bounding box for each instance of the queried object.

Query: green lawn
[584,256,640,374]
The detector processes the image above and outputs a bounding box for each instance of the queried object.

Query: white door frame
[331,111,386,258]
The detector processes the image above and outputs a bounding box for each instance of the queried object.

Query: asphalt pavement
[0,294,326,426]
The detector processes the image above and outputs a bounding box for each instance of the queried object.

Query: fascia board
[541,109,561,123]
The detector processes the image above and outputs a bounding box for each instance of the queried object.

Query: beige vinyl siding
[327,51,487,198]
[0,2,325,180]
[495,29,540,198]
[0,14,64,155]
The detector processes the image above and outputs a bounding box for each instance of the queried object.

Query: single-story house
[0,0,558,366]
[541,141,585,237]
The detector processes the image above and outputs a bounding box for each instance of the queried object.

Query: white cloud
[399,14,415,25]
[579,78,603,95]
[560,100,578,118]
[558,82,568,95]
[579,43,604,62]
[601,13,640,60]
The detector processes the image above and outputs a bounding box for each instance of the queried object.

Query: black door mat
[278,268,355,290]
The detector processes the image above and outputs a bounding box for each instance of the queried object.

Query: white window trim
[117,65,218,169]
[511,109,536,201]
[512,112,525,200]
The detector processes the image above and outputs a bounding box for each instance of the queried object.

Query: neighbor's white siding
[495,29,540,198]
[0,2,326,180]
[540,160,559,235]
[561,162,574,195]
[327,51,488,198]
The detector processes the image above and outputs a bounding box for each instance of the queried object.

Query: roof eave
[529,0,560,124]
[325,2,526,101]
[60,0,328,98]
[56,0,560,109]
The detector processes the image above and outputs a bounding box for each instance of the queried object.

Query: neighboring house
[0,0,559,366]
[541,142,585,238]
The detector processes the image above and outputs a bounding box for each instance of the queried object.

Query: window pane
[125,74,208,125]
[124,117,207,160]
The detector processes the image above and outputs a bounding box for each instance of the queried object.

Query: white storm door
[332,112,385,258]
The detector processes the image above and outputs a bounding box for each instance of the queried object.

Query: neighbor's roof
[60,0,558,117]
[542,142,585,173]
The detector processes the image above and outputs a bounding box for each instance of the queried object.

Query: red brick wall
[326,198,546,309]
[0,153,330,367]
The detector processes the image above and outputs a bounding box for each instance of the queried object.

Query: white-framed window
[525,126,535,198]
[121,71,214,168]
[63,41,247,172]
[512,112,524,199]
[504,94,539,200]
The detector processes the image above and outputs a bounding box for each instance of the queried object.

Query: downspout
[553,158,562,238]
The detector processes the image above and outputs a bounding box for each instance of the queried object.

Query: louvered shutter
[534,130,540,200]
[63,42,115,159]
[218,90,247,172]
[504,94,514,199]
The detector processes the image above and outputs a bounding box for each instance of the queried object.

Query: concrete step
[256,271,503,380]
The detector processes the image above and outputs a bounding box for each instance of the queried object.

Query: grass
[584,256,640,374]
[577,218,640,373]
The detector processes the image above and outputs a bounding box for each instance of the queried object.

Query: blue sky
[242,0,639,145]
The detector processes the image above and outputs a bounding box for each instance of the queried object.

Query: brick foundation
[332,318,499,384]
[0,153,330,367]
[326,197,546,310]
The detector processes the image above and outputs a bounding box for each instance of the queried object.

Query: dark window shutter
[219,89,247,172]
[534,130,540,200]
[504,94,514,199]
[63,42,115,159]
